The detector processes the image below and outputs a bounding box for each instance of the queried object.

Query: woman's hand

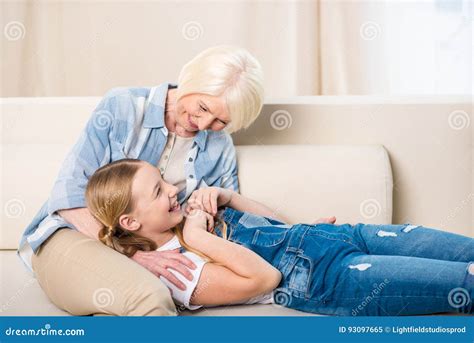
[186,187,234,216]
[131,249,197,291]
[312,216,337,224]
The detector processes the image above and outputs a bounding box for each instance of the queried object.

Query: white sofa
[1,96,471,316]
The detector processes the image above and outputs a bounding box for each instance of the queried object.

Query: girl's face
[176,93,231,132]
[120,163,183,236]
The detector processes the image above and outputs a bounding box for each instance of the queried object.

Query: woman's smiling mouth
[188,114,199,129]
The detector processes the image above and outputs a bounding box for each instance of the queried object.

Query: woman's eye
[156,188,161,197]
[199,105,207,112]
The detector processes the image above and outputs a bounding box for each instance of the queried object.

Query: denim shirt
[18,82,239,273]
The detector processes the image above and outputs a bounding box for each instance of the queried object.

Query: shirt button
[160,168,164,172]
[167,144,172,149]
[188,157,193,162]
[164,155,168,160]
[189,175,194,179]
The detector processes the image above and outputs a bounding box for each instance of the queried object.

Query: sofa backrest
[233,96,472,237]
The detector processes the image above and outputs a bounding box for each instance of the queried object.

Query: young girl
[85,158,474,316]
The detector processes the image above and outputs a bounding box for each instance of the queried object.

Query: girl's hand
[312,216,337,224]
[183,209,215,236]
[186,187,233,216]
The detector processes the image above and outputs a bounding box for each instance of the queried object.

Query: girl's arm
[183,210,282,306]
[226,193,337,225]
[227,191,284,221]
[188,187,290,223]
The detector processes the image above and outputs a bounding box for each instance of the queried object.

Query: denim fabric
[216,207,474,316]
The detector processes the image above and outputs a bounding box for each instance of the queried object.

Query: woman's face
[175,93,231,132]
[122,162,183,236]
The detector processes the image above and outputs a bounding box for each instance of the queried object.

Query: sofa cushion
[236,144,392,225]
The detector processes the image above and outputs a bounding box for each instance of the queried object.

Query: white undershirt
[157,132,195,194]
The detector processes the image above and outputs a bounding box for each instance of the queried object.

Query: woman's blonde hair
[177,45,264,133]
[85,159,227,260]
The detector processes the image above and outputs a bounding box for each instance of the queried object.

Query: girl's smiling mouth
[169,203,180,212]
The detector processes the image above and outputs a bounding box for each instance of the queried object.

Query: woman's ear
[119,213,141,232]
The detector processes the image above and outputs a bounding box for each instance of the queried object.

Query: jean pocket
[251,228,288,247]
[306,226,355,245]
[238,212,273,228]
[288,254,312,296]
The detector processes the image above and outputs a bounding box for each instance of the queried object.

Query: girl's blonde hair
[85,158,227,260]
[177,45,264,133]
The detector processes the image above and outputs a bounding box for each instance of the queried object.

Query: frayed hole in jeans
[468,262,474,276]
[348,263,372,271]
[402,225,419,233]
[376,230,397,237]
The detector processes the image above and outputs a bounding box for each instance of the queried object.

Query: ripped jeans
[216,207,474,316]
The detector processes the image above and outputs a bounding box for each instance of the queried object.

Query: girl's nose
[168,184,178,197]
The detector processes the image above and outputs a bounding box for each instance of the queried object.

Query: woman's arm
[58,208,196,290]
[58,207,103,239]
[183,210,282,306]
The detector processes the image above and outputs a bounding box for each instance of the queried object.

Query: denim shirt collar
[194,130,209,150]
[143,82,209,150]
[142,82,173,129]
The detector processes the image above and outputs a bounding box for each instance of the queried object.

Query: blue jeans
[215,207,474,316]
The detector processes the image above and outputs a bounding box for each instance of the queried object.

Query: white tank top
[156,235,274,310]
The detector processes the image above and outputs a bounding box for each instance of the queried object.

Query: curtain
[1,0,471,97]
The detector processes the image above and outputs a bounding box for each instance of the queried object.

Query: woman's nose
[198,113,215,130]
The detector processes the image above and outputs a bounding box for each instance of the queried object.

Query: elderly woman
[17,46,265,316]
